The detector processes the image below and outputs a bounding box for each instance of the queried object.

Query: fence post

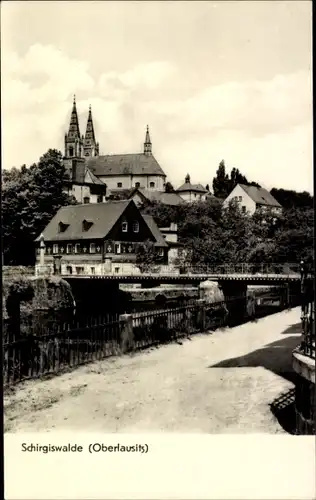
[196,299,206,331]
[119,314,134,353]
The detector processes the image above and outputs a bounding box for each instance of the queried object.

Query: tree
[2,149,77,265]
[135,240,161,273]
[212,160,231,199]
[164,181,175,193]
[270,188,313,210]
[205,184,210,191]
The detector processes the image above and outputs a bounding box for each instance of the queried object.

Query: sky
[1,1,313,193]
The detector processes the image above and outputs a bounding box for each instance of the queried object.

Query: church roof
[176,182,208,193]
[85,153,166,177]
[239,184,282,208]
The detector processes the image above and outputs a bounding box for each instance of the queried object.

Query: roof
[36,200,168,247]
[239,184,282,208]
[85,153,166,177]
[176,182,208,193]
[64,161,106,186]
[130,188,184,206]
[107,188,134,200]
[36,200,131,241]
[142,215,168,248]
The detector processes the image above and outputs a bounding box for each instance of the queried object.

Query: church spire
[144,125,152,155]
[64,95,83,158]
[68,95,81,139]
[83,105,99,157]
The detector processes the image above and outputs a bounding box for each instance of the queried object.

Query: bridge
[64,271,300,286]
[61,263,302,286]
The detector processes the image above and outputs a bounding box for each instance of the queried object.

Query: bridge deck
[64,273,300,284]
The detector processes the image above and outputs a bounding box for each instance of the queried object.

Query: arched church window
[69,146,74,157]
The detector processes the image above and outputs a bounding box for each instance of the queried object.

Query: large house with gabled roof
[62,96,167,203]
[35,199,168,276]
[223,183,283,216]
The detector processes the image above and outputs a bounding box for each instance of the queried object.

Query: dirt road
[4,308,301,433]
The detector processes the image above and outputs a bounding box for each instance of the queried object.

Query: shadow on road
[281,322,302,335]
[209,334,301,433]
[209,335,301,383]
[270,387,296,435]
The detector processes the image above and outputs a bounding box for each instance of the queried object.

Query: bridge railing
[59,262,302,278]
[299,267,315,359]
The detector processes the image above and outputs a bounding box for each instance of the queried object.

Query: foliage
[2,149,77,265]
[143,196,313,267]
[270,188,313,210]
[164,181,175,193]
[212,160,260,199]
[135,240,162,273]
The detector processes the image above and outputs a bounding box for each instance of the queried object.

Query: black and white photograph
[2,0,314,461]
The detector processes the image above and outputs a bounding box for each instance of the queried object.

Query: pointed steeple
[64,95,83,158]
[68,95,81,139]
[144,125,152,155]
[185,173,191,184]
[83,105,99,157]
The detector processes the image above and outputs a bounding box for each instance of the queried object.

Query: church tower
[144,125,152,156]
[83,105,99,157]
[64,95,84,158]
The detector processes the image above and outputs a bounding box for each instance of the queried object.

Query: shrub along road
[4,308,301,433]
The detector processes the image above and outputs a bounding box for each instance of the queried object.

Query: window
[90,267,95,275]
[69,146,74,157]
[76,266,84,275]
[158,248,164,257]
[133,221,139,233]
[238,196,242,202]
[149,181,155,188]
[97,194,103,203]
[90,243,96,253]
[121,221,128,232]
[135,182,140,188]
[58,222,69,233]
[66,244,72,254]
[82,220,93,232]
[53,244,58,254]
[115,243,121,254]
[114,267,120,274]
[66,266,72,275]
[117,182,122,188]
[241,206,246,213]
[74,243,80,254]
[83,197,90,204]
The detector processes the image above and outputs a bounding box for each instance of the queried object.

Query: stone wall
[292,350,315,435]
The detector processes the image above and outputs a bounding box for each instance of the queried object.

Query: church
[62,96,167,204]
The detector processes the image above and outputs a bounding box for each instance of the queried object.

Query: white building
[223,183,283,216]
[176,174,208,202]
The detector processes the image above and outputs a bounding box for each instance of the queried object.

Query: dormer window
[58,222,69,233]
[133,221,139,233]
[122,221,128,232]
[82,219,93,232]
